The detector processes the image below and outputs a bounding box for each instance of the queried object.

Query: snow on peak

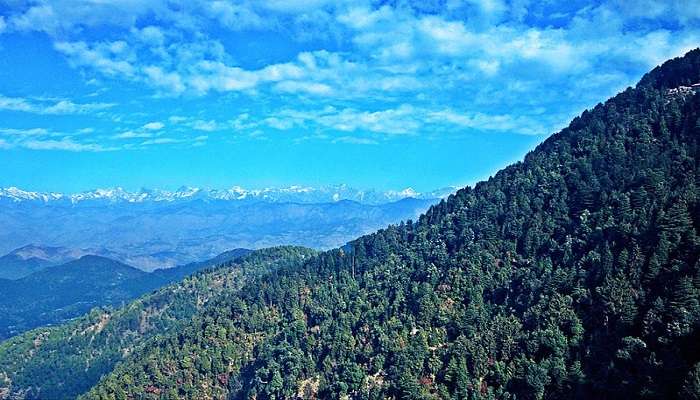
[0,187,64,202]
[0,185,457,205]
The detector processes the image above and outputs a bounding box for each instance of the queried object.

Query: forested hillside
[81,49,699,399]
[0,256,147,339]
[0,247,314,399]
[0,249,251,340]
[2,50,699,400]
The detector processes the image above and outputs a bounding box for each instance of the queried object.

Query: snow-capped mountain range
[0,185,456,205]
[0,185,457,270]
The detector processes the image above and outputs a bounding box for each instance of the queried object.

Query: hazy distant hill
[0,244,94,279]
[0,190,445,270]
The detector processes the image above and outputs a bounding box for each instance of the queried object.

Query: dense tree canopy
[0,247,314,399]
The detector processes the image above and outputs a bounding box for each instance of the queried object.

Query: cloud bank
[0,0,698,149]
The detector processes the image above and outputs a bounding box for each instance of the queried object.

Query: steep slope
[0,256,148,339]
[78,50,700,399]
[144,248,252,285]
[0,250,251,339]
[0,247,314,399]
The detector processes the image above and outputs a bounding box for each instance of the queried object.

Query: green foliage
[0,247,314,399]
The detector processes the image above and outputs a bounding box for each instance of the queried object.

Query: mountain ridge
[0,185,456,205]
[0,249,251,340]
[0,245,123,279]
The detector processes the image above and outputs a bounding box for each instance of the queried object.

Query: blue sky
[0,0,698,193]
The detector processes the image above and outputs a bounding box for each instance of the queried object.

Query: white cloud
[54,41,136,77]
[207,1,266,30]
[260,0,336,13]
[333,136,378,145]
[2,0,700,145]
[464,0,507,15]
[0,95,33,113]
[417,16,476,57]
[263,117,294,130]
[229,113,259,131]
[261,105,420,135]
[142,121,164,130]
[10,4,60,34]
[43,99,114,114]
[133,25,165,46]
[0,127,51,137]
[256,104,557,138]
[169,115,188,124]
[43,29,428,99]
[0,126,118,152]
[141,137,182,145]
[427,109,548,135]
[143,66,186,94]
[187,61,260,93]
[113,131,153,139]
[317,105,419,135]
[7,2,175,35]
[274,80,333,95]
[336,6,393,30]
[609,0,700,25]
[191,120,219,131]
[22,138,113,152]
[0,95,114,115]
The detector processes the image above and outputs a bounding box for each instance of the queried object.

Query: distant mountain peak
[9,244,82,261]
[0,185,457,205]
